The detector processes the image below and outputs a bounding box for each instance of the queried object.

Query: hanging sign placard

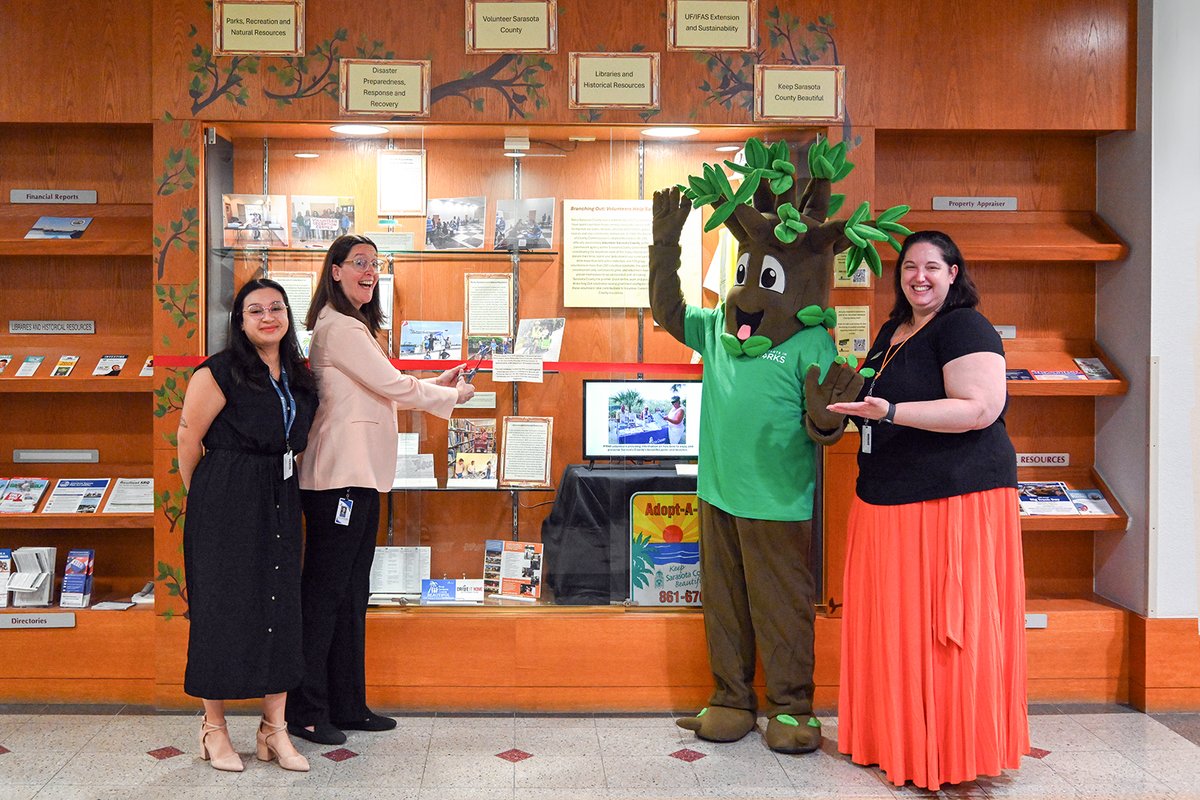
[340,60,431,117]
[214,0,303,56]
[754,64,844,122]
[467,0,557,53]
[667,0,757,51]
[569,52,660,109]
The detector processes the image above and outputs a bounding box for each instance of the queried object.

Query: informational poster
[464,273,513,336]
[270,273,314,331]
[833,251,871,288]
[629,492,701,607]
[833,305,870,361]
[563,199,701,308]
[499,416,553,488]
[377,151,427,216]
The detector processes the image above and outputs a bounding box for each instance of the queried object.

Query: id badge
[283,450,294,480]
[335,497,353,526]
[861,423,872,454]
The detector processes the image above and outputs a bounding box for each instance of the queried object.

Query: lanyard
[269,366,296,445]
[864,316,932,397]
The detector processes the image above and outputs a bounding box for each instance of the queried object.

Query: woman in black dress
[177,278,317,772]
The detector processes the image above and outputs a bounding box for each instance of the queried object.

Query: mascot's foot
[765,714,822,754]
[676,706,756,743]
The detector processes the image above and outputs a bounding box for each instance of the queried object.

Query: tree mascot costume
[649,136,910,754]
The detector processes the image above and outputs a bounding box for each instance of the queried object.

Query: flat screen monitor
[582,379,702,461]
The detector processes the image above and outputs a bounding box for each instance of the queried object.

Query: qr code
[853,338,867,351]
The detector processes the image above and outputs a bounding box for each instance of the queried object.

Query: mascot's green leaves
[795,304,837,329]
[773,203,808,243]
[720,332,773,358]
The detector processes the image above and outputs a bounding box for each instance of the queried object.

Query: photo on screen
[582,380,702,461]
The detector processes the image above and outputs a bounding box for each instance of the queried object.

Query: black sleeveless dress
[183,351,317,699]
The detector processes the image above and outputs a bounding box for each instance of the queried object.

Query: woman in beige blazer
[287,235,474,745]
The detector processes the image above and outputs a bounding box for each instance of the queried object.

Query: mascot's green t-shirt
[684,304,836,522]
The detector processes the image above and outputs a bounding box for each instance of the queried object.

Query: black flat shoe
[287,721,347,745]
[332,712,397,732]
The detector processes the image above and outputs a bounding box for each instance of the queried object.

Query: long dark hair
[228,278,315,392]
[888,230,980,324]
[305,234,384,335]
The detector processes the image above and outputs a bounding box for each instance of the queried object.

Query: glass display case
[202,122,816,608]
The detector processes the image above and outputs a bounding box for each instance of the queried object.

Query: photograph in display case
[447,418,497,485]
[494,197,554,250]
[399,320,464,359]
[514,317,565,361]
[425,196,486,250]
[221,194,289,248]
[291,195,355,247]
[582,380,701,461]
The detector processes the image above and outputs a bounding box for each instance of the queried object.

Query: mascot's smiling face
[723,204,834,355]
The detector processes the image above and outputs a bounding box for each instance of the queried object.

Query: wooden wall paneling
[0,125,153,203]
[1023,531,1098,597]
[1130,616,1200,711]
[848,0,1133,131]
[876,132,1100,212]
[0,257,151,340]
[0,395,151,466]
[0,2,152,124]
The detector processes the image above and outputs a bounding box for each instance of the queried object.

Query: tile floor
[0,705,1197,799]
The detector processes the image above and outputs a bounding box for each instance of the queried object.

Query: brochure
[420,578,485,605]
[1006,368,1033,380]
[0,355,12,375]
[24,215,93,239]
[493,539,543,602]
[102,477,153,514]
[92,354,129,377]
[0,548,12,608]
[1073,357,1115,380]
[10,546,56,607]
[51,355,79,377]
[42,478,110,514]
[1067,488,1115,515]
[0,478,50,513]
[60,548,95,608]
[15,355,44,377]
[1017,481,1079,515]
[1030,370,1087,381]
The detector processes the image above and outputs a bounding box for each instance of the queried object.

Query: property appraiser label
[932,196,1017,211]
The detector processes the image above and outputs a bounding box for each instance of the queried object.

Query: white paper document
[369,547,431,595]
[102,478,153,514]
[491,354,544,383]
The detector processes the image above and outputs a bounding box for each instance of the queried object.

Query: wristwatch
[883,402,897,424]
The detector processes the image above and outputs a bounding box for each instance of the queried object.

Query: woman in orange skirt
[827,230,1029,790]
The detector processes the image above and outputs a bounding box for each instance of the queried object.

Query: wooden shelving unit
[1018,465,1128,532]
[1005,338,1128,396]
[897,211,1127,262]
[0,204,152,256]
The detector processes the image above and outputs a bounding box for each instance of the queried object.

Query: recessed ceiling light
[641,127,700,138]
[714,144,742,152]
[294,152,320,159]
[503,151,528,158]
[329,124,389,135]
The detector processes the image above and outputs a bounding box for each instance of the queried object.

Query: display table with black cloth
[542,464,697,604]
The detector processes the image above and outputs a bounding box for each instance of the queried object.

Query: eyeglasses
[341,257,386,273]
[244,301,288,319]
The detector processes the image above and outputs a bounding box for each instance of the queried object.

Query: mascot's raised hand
[804,357,865,443]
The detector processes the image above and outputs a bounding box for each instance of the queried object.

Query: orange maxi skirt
[837,487,1029,790]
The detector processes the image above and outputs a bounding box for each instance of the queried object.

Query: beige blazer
[299,306,458,493]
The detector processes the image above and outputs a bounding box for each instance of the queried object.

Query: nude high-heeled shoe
[199,716,244,772]
[257,718,310,772]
